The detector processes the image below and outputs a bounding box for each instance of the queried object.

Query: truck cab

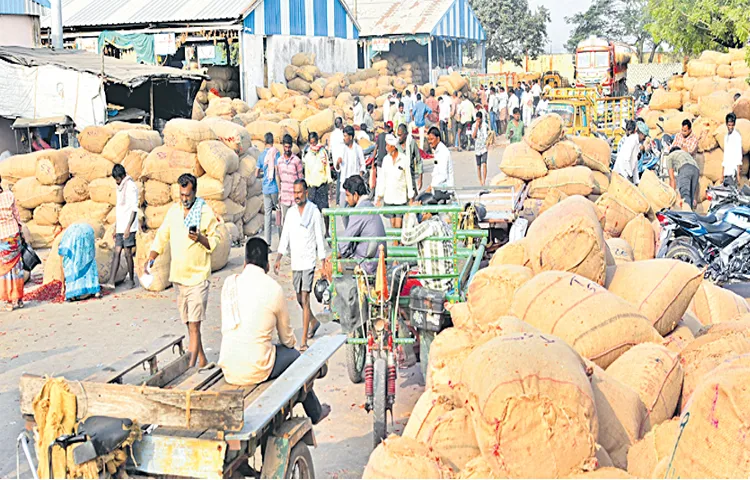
[575,36,634,97]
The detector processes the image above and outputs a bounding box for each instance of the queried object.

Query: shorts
[309,184,330,211]
[475,152,488,166]
[293,269,315,293]
[384,202,407,219]
[115,232,136,248]
[176,280,210,324]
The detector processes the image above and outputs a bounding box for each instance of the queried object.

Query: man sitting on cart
[218,238,331,424]
[338,175,386,274]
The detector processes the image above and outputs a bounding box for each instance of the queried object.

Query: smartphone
[189,225,197,234]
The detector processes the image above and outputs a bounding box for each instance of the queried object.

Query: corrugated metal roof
[0,0,49,16]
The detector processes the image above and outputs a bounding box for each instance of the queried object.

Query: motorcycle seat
[695,213,718,224]
[704,221,733,234]
[78,416,134,457]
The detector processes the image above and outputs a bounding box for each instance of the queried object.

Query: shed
[0,0,50,47]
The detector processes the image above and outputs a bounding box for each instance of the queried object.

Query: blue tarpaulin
[98,31,155,65]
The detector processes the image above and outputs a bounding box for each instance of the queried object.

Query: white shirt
[497,91,509,111]
[521,91,534,110]
[115,178,139,234]
[508,94,520,115]
[376,152,414,204]
[431,142,455,188]
[278,203,327,271]
[488,93,499,113]
[337,143,365,189]
[536,98,549,116]
[329,128,345,166]
[382,98,392,124]
[439,96,451,122]
[613,133,640,184]
[723,129,743,177]
[531,83,542,98]
[353,102,364,126]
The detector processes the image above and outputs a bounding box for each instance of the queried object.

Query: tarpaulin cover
[98,31,156,65]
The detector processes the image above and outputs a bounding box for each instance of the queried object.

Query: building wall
[0,117,19,155]
[241,33,264,106]
[0,14,39,47]
[266,35,357,85]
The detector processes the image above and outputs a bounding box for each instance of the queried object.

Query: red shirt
[426,97,439,123]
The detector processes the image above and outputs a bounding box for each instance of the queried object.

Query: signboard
[154,33,176,55]
[371,39,390,52]
[197,45,216,60]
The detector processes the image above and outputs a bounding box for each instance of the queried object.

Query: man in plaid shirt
[670,119,699,158]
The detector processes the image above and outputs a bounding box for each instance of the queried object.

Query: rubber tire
[346,330,366,384]
[372,357,388,448]
[665,242,704,267]
[286,442,315,479]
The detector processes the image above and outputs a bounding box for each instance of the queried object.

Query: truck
[574,36,635,97]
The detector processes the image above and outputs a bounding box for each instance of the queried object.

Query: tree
[564,0,614,53]
[469,0,550,65]
[648,0,749,54]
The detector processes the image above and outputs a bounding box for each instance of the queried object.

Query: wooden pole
[150,80,155,129]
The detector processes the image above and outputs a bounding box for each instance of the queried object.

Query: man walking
[147,174,220,368]
[723,113,743,187]
[452,91,462,149]
[488,87,499,134]
[105,164,138,290]
[412,93,432,150]
[398,123,422,192]
[302,131,332,234]
[277,134,304,222]
[472,111,490,185]
[506,108,524,144]
[425,89,439,133]
[256,133,281,247]
[274,180,328,350]
[335,126,365,224]
[438,93,452,147]
[458,93,475,151]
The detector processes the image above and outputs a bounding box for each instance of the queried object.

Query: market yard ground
[0,147,500,479]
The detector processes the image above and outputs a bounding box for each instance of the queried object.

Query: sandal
[4,303,13,312]
[299,344,309,352]
[307,321,321,339]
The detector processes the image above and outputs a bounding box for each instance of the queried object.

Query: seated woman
[58,223,101,302]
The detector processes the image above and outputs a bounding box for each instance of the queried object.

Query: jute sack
[145,203,173,230]
[688,280,750,325]
[606,238,634,264]
[568,467,633,478]
[608,173,650,214]
[0,152,38,183]
[715,118,750,154]
[666,356,750,478]
[588,362,648,470]
[687,60,717,78]
[621,214,655,260]
[107,121,151,133]
[701,147,724,183]
[135,229,171,292]
[238,154,258,179]
[300,109,335,139]
[362,435,452,479]
[144,180,172,206]
[606,259,704,336]
[525,195,607,284]
[243,195,263,223]
[243,213,263,236]
[228,174,247,206]
[77,126,114,154]
[25,220,59,249]
[649,90,683,110]
[59,200,111,229]
[95,226,128,284]
[542,139,582,169]
[142,147,203,184]
[278,119,301,142]
[499,141,548,180]
[206,199,244,223]
[201,117,252,156]
[422,407,481,473]
[460,333,598,478]
[402,385,457,439]
[88,177,117,206]
[595,194,638,238]
[570,136,612,174]
[34,150,69,185]
[489,172,525,191]
[662,320,697,354]
[455,455,497,479]
[528,166,595,198]
[163,119,217,153]
[102,130,163,163]
[13,177,64,209]
[191,175,232,201]
[638,170,676,212]
[62,177,89,203]
[245,120,284,142]
[43,232,64,284]
[197,140,240,180]
[606,343,683,427]
[33,203,61,227]
[626,418,679,478]
[17,207,32,223]
[694,117,720,152]
[270,82,288,99]
[68,149,115,182]
[510,271,661,368]
[122,150,148,181]
[488,239,531,268]
[467,265,533,328]
[539,188,569,215]
[210,223,231,272]
[524,113,565,152]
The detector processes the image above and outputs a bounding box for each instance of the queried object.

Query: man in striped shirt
[671,119,699,159]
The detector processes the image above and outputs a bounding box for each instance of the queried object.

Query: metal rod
[149,80,155,129]
[17,432,38,480]
[322,205,462,216]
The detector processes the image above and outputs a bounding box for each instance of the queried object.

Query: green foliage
[469,0,550,65]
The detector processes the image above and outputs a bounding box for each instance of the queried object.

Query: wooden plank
[145,352,191,388]
[131,434,226,478]
[86,334,185,384]
[19,375,244,431]
[170,363,224,391]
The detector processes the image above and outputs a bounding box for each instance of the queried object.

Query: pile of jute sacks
[642,47,750,196]
[363,192,750,479]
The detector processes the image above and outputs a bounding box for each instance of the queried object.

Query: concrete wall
[0,15,39,48]
[266,35,357,86]
[241,33,264,107]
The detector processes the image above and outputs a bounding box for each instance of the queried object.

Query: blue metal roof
[243,0,359,39]
[0,0,49,16]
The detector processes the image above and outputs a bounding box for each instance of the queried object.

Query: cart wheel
[346,331,366,384]
[286,442,315,479]
[372,357,388,448]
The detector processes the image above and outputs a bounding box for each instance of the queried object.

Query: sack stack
[193,67,248,120]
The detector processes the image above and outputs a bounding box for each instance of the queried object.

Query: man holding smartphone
[147,174,220,368]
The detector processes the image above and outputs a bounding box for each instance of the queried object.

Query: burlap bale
[243,213,263,236]
[626,418,679,478]
[190,175,232,201]
[525,195,607,283]
[595,194,638,238]
[717,64,734,78]
[689,280,750,325]
[95,226,128,284]
[144,180,172,206]
[687,60,717,78]
[402,385,456,439]
[460,332,597,478]
[105,207,116,225]
[34,150,69,185]
[524,113,564,152]
[62,177,89,203]
[206,199,244,223]
[488,239,530,268]
[284,65,300,81]
[13,177,64,209]
[210,223,231,272]
[568,467,633,478]
[270,82,288,99]
[145,203,172,230]
[698,91,735,123]
[663,112,695,136]
[300,109,335,139]
[288,78,312,93]
[42,231,65,284]
[33,203,61,227]
[196,140,240,181]
[606,238,634,264]
[662,320,697,354]
[25,220,59,249]
[201,117,252,156]
[619,214,656,262]
[59,200,111,228]
[649,90,683,110]
[229,174,247,206]
[690,77,719,101]
[528,166,595,199]
[608,173,650,214]
[606,259,704,336]
[467,265,533,328]
[248,180,262,197]
[499,141,548,180]
[362,435,451,479]
[638,170,677,212]
[693,117,721,153]
[570,136,612,174]
[701,147,724,183]
[17,206,32,223]
[735,94,750,120]
[243,195,263,223]
[102,130,162,164]
[88,177,117,206]
[135,229,171,292]
[121,150,147,181]
[192,101,206,121]
[715,118,750,154]
[142,147,203,184]
[510,271,661,368]
[539,188,569,215]
[245,120,284,142]
[68,149,115,182]
[422,407,481,473]
[542,140,582,170]
[163,119,217,153]
[77,126,114,154]
[278,119,301,142]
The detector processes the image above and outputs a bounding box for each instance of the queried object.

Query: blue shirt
[257,148,280,195]
[413,101,432,128]
[403,97,415,123]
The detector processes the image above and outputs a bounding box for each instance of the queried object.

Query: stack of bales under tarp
[193,66,242,120]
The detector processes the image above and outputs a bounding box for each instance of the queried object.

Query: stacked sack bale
[193,66,242,120]
[370,52,428,85]
[363,193,750,478]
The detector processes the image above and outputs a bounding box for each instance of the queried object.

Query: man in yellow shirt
[302,131,332,234]
[147,173,220,368]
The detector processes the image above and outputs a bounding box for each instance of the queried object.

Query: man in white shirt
[531,80,542,109]
[521,86,534,126]
[274,180,329,350]
[613,120,642,184]
[438,94,452,146]
[488,87,499,134]
[220,238,330,421]
[723,113,743,187]
[105,164,138,290]
[352,97,364,126]
[336,126,366,215]
[458,93,475,151]
[472,111,490,185]
[427,126,454,191]
[376,134,414,228]
[497,86,509,135]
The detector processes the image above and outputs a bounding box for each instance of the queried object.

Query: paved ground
[0,144,504,479]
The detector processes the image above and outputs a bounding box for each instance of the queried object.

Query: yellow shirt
[150,202,219,287]
[303,146,332,188]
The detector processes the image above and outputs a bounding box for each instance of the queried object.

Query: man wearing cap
[375,133,414,229]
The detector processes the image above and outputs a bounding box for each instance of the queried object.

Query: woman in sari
[58,222,101,301]
[0,176,24,311]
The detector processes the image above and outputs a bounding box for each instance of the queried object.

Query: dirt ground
[0,145,504,479]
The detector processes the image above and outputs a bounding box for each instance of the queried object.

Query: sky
[528,0,592,54]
